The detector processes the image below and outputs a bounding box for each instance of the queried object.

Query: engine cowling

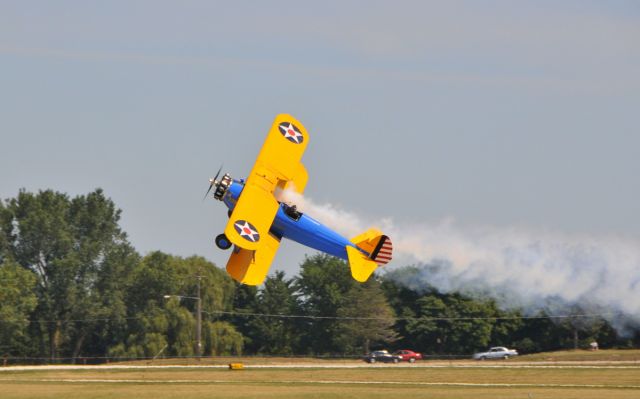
[214,173,233,200]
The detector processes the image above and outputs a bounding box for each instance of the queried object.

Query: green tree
[0,260,38,355]
[335,280,398,354]
[380,270,424,351]
[108,305,169,359]
[546,303,617,350]
[247,271,299,354]
[165,298,197,356]
[401,293,509,355]
[86,242,140,359]
[295,254,358,354]
[229,282,258,350]
[383,268,527,355]
[205,321,244,355]
[489,306,523,347]
[294,255,399,355]
[113,252,241,358]
[0,189,132,361]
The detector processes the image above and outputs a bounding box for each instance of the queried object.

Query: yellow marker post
[228,363,244,370]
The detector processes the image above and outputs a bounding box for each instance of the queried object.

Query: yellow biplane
[205,114,392,285]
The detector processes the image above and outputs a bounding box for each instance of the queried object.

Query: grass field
[1,350,639,398]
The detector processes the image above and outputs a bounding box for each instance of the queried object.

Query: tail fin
[346,228,394,282]
[351,228,393,265]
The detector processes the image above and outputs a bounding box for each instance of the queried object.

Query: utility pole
[196,274,202,358]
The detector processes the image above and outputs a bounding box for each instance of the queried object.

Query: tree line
[0,189,637,362]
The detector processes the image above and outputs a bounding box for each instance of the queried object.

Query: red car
[393,350,423,363]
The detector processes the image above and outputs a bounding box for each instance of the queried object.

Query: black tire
[369,358,376,364]
[215,234,232,250]
[503,355,509,360]
[409,357,416,363]
[393,358,399,364]
[480,356,486,361]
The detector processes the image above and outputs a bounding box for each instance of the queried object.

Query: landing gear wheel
[215,234,232,250]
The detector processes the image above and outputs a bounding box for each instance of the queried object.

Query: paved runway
[2,361,640,371]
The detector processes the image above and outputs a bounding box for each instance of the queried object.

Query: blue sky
[1,1,639,277]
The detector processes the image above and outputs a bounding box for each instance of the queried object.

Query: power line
[1,310,632,324]
[0,316,145,324]
[206,310,630,321]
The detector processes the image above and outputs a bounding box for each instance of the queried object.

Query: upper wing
[252,113,309,188]
[223,114,309,252]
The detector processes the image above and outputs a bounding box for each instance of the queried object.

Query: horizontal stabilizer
[346,246,378,282]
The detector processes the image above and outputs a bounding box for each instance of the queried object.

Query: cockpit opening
[283,203,303,221]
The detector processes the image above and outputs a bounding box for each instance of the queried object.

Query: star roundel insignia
[233,220,260,243]
[278,122,304,144]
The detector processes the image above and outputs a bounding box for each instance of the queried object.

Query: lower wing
[225,232,281,285]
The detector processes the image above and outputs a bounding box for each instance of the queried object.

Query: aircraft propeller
[203,164,223,200]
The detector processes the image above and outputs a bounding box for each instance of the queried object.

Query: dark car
[363,350,402,364]
[393,349,423,363]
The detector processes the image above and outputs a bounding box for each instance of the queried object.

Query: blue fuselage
[222,180,362,260]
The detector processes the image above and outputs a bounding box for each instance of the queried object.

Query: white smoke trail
[276,187,368,237]
[278,188,640,328]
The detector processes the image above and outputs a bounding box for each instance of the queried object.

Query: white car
[472,346,518,360]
